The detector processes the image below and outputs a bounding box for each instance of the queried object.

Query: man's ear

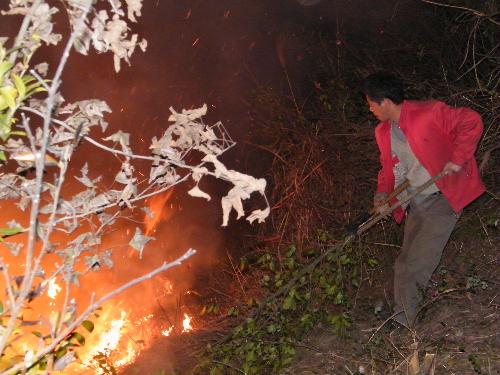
[381,98,393,107]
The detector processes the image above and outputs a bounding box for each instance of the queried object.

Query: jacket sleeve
[374,125,392,194]
[437,102,483,167]
[377,168,389,194]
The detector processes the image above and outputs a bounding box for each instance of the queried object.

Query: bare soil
[282,199,500,375]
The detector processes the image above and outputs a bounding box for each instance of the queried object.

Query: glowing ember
[161,326,174,337]
[137,313,154,324]
[47,278,61,299]
[182,313,193,332]
[163,280,173,295]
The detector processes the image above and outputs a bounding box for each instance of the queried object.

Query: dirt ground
[282,199,500,375]
[122,197,499,375]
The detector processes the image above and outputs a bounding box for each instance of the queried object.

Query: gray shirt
[390,122,439,204]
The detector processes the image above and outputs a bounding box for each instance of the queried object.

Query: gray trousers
[393,193,459,326]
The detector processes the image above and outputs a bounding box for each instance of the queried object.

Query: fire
[79,310,139,373]
[92,310,127,355]
[161,326,173,337]
[47,278,61,300]
[77,305,194,372]
[182,313,193,332]
[144,190,174,236]
[161,313,193,336]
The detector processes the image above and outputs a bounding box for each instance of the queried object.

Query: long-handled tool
[347,171,446,236]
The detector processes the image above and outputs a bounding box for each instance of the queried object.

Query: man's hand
[442,161,462,175]
[373,192,389,214]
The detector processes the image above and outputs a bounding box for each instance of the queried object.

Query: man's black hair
[361,72,404,104]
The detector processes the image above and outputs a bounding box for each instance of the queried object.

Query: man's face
[366,96,390,122]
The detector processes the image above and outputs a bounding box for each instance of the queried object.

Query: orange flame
[91,310,127,355]
[161,326,174,337]
[182,313,193,332]
[79,310,138,372]
[144,190,174,236]
[47,278,61,300]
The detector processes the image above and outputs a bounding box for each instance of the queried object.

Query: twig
[0,0,95,356]
[366,311,412,345]
[420,0,500,26]
[415,288,462,318]
[245,141,291,167]
[226,250,248,299]
[0,261,16,312]
[9,0,43,63]
[156,299,175,328]
[272,159,327,209]
[212,360,246,374]
[0,248,196,375]
[208,287,232,300]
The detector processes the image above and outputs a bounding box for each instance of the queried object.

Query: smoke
[0,0,426,372]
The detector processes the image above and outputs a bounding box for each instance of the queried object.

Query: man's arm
[374,125,392,210]
[438,103,483,169]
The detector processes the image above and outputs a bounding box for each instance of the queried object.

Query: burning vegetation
[0,0,499,374]
[0,0,270,373]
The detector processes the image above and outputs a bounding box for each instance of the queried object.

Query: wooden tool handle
[369,179,411,215]
[358,171,446,235]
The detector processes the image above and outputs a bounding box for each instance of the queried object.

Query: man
[361,72,485,327]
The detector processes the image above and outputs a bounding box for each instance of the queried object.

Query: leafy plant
[200,239,364,374]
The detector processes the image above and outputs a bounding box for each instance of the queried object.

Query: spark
[137,313,155,325]
[185,8,191,19]
[192,38,199,47]
[224,10,230,18]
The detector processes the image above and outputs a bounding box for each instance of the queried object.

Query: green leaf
[266,324,277,333]
[21,74,37,85]
[285,245,296,258]
[81,320,94,333]
[70,331,85,345]
[32,331,42,338]
[334,291,344,304]
[0,86,17,111]
[12,73,26,99]
[367,258,378,267]
[339,254,351,265]
[0,61,13,81]
[0,226,25,237]
[0,301,3,314]
[0,93,8,111]
[55,347,68,359]
[25,83,46,97]
[9,130,26,137]
[282,294,296,310]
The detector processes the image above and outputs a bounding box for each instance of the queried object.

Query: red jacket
[375,100,485,223]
